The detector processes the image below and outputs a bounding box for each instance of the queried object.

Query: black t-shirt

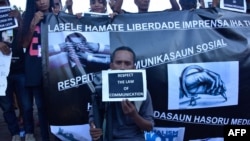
[24,25,43,86]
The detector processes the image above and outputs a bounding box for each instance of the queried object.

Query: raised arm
[170,0,180,11]
[22,11,44,48]
[64,0,73,14]
[199,0,205,8]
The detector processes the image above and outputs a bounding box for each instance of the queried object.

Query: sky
[9,0,176,14]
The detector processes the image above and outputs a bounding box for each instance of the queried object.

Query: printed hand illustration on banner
[179,65,227,106]
[58,32,110,66]
[49,32,110,93]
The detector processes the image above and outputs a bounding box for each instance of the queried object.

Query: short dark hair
[90,0,107,6]
[54,0,62,5]
[179,0,197,10]
[111,46,136,63]
[89,0,107,12]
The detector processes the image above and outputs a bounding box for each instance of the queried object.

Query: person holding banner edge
[76,0,121,18]
[20,0,55,141]
[111,0,180,14]
[75,0,108,18]
[89,46,154,141]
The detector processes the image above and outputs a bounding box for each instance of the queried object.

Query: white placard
[220,0,247,13]
[102,69,147,102]
[0,52,12,96]
[0,6,18,31]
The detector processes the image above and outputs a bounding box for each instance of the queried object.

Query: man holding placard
[89,46,154,141]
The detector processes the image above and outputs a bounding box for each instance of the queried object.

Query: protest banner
[42,8,250,140]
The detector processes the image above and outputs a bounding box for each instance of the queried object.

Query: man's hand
[75,13,82,18]
[8,10,22,30]
[109,12,118,19]
[0,42,11,55]
[89,122,103,141]
[8,9,21,19]
[121,99,137,117]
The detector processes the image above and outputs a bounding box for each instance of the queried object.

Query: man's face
[90,0,106,13]
[110,50,135,70]
[36,0,50,12]
[134,0,150,11]
[53,0,62,11]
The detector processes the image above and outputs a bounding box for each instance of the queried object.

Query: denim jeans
[0,73,25,136]
[25,85,50,141]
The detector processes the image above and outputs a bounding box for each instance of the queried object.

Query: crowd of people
[0,0,250,141]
